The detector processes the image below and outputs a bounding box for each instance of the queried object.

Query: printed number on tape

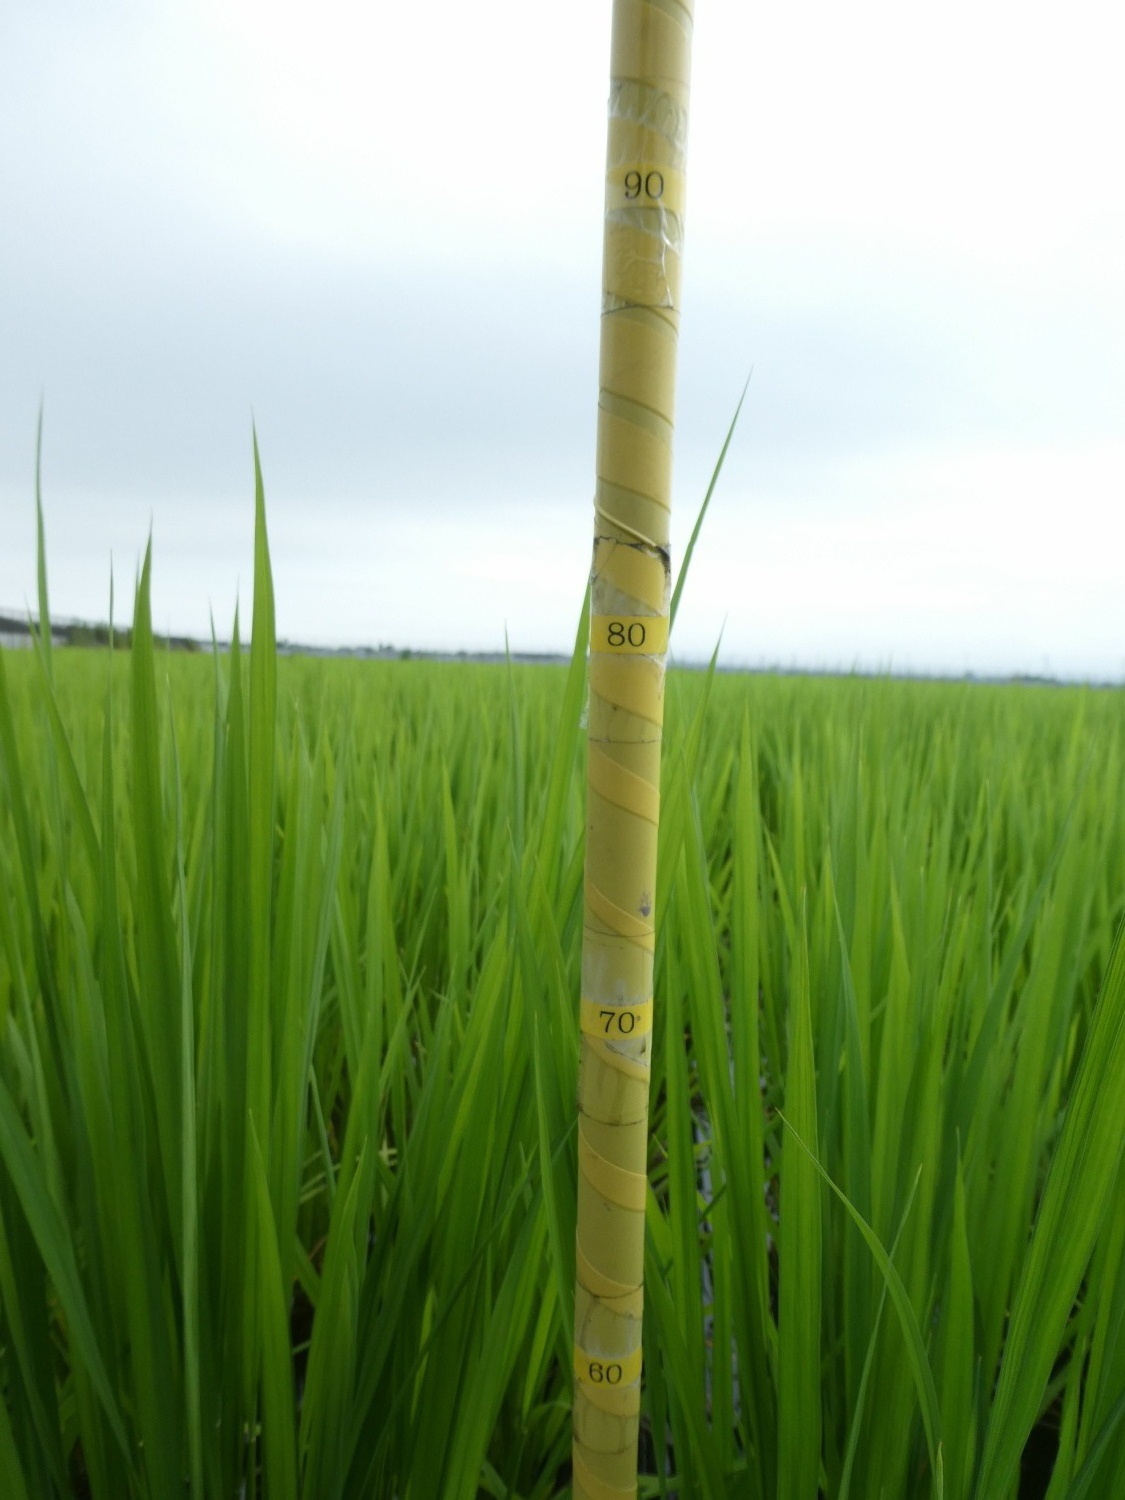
[606,165,686,216]
[591,615,668,655]
[574,1343,643,1387]
[581,997,653,1039]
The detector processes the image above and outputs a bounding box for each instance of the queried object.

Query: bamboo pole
[573,3,694,1495]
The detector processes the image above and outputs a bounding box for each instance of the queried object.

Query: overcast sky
[2,0,1123,678]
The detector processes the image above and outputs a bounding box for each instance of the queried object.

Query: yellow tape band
[591,614,668,655]
[573,1440,641,1497]
[575,1380,642,1424]
[574,1342,644,1389]
[587,744,660,825]
[589,655,666,728]
[583,1034,652,1087]
[578,1122,649,1211]
[585,881,656,949]
[606,164,686,216]
[575,1238,645,1311]
[581,997,653,1040]
[594,536,668,613]
[597,405,672,505]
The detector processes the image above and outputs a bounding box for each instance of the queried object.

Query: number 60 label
[574,1343,643,1388]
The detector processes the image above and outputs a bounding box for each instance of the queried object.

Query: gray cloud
[3,3,1122,674]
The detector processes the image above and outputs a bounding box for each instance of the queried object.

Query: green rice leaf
[669,372,750,633]
[0,1078,130,1461]
[974,919,1125,1500]
[249,1119,297,1500]
[776,905,822,1500]
[777,1117,944,1497]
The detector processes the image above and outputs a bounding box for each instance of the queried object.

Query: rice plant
[1,461,1123,1497]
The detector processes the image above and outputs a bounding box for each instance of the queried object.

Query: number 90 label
[607,164,685,216]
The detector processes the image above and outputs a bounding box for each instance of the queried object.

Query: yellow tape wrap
[611,0,692,87]
[576,1238,646,1312]
[575,2,693,1495]
[593,533,668,613]
[589,655,665,728]
[579,1123,647,1211]
[596,406,673,509]
[573,1443,641,1500]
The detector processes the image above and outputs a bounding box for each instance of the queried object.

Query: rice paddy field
[1,493,1124,1500]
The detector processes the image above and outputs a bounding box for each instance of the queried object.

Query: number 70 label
[580,998,653,1039]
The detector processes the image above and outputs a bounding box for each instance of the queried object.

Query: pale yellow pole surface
[573,3,693,1496]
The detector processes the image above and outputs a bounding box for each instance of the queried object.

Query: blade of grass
[34,405,51,679]
[0,1078,130,1462]
[776,1113,944,1498]
[669,371,751,633]
[973,918,1125,1500]
[249,1119,297,1500]
[776,902,822,1500]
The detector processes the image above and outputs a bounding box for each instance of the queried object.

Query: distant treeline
[0,613,200,652]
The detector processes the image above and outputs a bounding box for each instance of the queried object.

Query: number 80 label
[591,615,669,656]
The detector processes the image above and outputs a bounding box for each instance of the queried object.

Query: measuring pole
[573,2,694,1495]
